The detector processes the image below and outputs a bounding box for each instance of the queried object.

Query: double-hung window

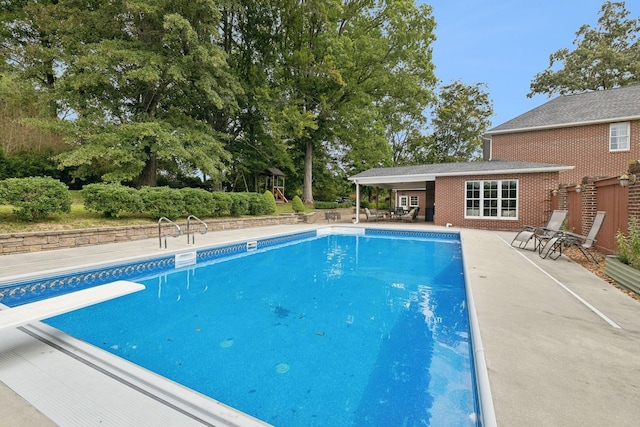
[465,180,518,219]
[610,122,630,151]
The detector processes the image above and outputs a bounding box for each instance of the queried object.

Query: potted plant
[606,217,640,295]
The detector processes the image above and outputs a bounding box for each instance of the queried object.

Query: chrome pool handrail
[158,217,181,249]
[186,215,208,245]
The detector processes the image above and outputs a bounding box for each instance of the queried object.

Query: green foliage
[314,201,339,209]
[615,217,640,270]
[0,150,59,180]
[359,200,370,209]
[210,192,233,217]
[247,192,269,215]
[82,183,143,218]
[0,177,72,221]
[529,2,640,97]
[180,188,215,218]
[263,190,277,215]
[139,187,185,219]
[228,192,250,216]
[429,81,493,162]
[291,195,305,213]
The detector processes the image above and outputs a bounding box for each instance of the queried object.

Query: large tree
[1,0,241,186]
[529,1,640,97]
[427,81,493,163]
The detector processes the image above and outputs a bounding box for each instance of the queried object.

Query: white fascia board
[350,174,435,185]
[487,115,640,135]
[350,166,574,185]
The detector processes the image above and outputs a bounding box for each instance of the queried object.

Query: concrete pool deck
[1,222,639,426]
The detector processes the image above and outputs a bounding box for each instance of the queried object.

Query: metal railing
[186,215,208,245]
[158,217,181,249]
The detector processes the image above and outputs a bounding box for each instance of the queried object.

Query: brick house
[349,161,572,231]
[484,85,640,186]
[350,85,640,233]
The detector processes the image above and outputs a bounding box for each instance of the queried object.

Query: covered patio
[348,160,573,230]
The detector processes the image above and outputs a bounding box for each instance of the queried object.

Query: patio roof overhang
[348,161,574,191]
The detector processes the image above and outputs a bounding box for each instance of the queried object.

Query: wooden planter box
[605,255,640,296]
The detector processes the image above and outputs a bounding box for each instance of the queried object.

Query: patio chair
[539,211,606,263]
[364,208,384,221]
[511,210,567,251]
[401,207,419,222]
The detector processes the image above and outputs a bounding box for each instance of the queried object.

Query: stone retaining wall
[0,215,299,255]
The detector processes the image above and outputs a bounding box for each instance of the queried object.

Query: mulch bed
[563,246,640,302]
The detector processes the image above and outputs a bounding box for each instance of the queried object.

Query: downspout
[354,181,360,224]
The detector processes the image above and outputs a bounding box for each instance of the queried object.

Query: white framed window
[465,180,518,219]
[610,122,630,151]
[398,196,408,209]
[409,195,419,207]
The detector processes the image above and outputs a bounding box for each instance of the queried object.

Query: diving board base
[0,281,145,331]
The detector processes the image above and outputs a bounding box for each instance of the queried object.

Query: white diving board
[0,280,145,331]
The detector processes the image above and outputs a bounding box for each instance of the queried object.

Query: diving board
[0,280,145,331]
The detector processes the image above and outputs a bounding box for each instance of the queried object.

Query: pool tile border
[1,229,456,306]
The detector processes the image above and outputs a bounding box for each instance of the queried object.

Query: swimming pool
[4,227,481,426]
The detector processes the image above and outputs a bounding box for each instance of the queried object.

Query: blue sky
[426,0,635,127]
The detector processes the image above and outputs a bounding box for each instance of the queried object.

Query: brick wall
[434,172,559,231]
[0,215,298,255]
[629,161,640,222]
[491,120,640,185]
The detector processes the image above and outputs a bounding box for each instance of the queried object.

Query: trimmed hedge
[291,195,305,213]
[228,192,250,216]
[82,183,143,218]
[139,186,185,219]
[180,188,215,218]
[0,177,72,221]
[314,201,339,209]
[210,192,233,217]
[263,190,277,214]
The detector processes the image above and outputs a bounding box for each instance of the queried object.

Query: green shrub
[180,188,215,218]
[314,201,339,209]
[615,217,640,270]
[359,199,370,208]
[0,177,72,221]
[263,190,277,214]
[210,192,233,217]
[245,192,268,215]
[139,186,185,219]
[228,192,250,216]
[291,195,305,213]
[82,183,143,218]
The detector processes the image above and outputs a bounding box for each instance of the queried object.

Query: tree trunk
[303,140,314,203]
[136,150,158,188]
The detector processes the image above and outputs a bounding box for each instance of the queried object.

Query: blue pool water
[44,232,479,426]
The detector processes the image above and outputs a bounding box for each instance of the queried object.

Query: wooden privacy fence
[558,161,638,255]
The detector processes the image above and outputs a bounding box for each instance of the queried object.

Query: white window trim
[398,195,409,209]
[465,179,519,220]
[409,195,419,207]
[609,122,630,152]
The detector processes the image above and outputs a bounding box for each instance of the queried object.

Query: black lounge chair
[511,210,567,251]
[539,211,606,263]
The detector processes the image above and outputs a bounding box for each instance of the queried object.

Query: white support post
[354,182,360,224]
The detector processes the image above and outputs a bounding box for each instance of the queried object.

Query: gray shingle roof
[350,160,572,179]
[487,85,640,134]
